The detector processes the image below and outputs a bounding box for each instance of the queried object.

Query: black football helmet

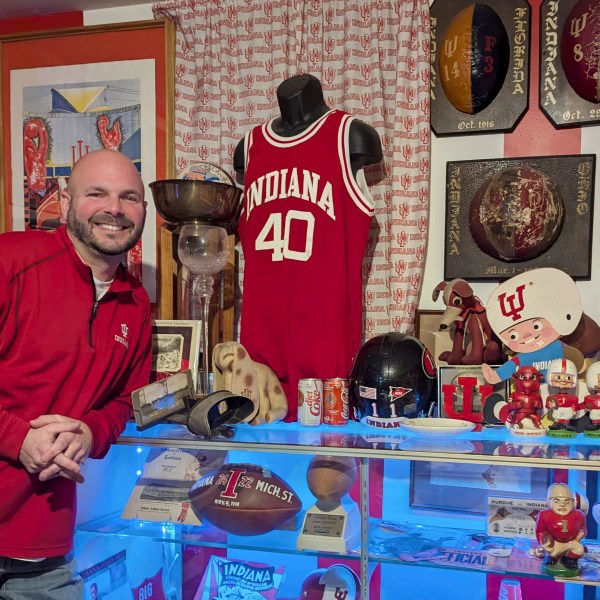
[349,332,437,427]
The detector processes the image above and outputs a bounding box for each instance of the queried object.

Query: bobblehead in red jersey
[585,362,600,436]
[234,74,382,421]
[534,483,587,577]
[506,365,544,434]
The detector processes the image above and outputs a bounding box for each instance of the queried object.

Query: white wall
[83,3,153,25]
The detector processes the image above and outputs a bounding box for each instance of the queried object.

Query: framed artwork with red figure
[0,20,175,304]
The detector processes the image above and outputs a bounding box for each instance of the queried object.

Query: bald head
[67,149,144,198]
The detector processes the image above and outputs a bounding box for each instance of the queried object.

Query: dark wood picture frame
[444,154,595,280]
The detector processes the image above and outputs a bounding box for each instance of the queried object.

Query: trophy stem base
[296,496,360,553]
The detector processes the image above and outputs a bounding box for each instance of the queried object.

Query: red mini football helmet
[299,565,360,600]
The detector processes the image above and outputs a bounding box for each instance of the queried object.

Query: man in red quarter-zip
[0,149,152,599]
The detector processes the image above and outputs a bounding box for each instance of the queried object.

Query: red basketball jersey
[238,109,374,421]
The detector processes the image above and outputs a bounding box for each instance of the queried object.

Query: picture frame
[409,460,551,515]
[151,319,201,391]
[0,19,175,305]
[444,154,595,280]
[414,309,452,366]
[437,364,509,424]
[79,549,131,599]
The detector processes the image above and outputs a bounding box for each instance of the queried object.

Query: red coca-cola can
[323,378,349,426]
[321,431,351,447]
[298,378,323,426]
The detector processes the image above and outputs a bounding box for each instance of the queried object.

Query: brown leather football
[438,3,510,115]
[306,455,358,503]
[561,0,600,103]
[188,463,301,535]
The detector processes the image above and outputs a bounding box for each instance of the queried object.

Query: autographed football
[561,0,600,103]
[306,456,357,503]
[188,463,302,535]
[469,165,564,262]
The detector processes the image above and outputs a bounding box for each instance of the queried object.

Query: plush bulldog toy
[212,342,288,425]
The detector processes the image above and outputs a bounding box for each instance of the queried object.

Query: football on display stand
[306,456,358,503]
[188,463,301,536]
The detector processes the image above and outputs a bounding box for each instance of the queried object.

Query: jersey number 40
[255,211,314,262]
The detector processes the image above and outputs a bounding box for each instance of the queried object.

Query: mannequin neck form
[272,74,330,136]
[233,74,384,179]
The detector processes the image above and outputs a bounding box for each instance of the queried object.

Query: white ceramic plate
[397,417,475,437]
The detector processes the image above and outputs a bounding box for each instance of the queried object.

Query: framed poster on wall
[0,19,175,305]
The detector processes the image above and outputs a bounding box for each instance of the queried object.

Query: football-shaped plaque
[561,0,600,104]
[444,155,594,280]
[431,0,530,135]
[541,0,600,127]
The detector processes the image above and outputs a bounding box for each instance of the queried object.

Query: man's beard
[66,206,145,256]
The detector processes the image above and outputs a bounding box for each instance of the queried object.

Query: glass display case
[75,421,600,600]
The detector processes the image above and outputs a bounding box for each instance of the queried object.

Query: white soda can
[298,378,323,426]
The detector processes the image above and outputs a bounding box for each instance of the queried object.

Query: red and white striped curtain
[152,0,431,340]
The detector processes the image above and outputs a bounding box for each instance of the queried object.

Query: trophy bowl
[149,179,242,232]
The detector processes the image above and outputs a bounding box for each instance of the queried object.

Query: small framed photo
[151,319,201,390]
[410,461,550,515]
[437,365,509,424]
[414,310,453,367]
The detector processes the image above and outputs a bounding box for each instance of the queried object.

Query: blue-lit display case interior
[74,420,600,600]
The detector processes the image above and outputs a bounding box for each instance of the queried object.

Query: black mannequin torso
[270,73,330,136]
[233,74,383,181]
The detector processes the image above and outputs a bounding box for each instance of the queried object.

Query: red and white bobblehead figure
[584,362,600,435]
[534,483,587,576]
[545,358,580,435]
[506,365,544,433]
[482,268,582,385]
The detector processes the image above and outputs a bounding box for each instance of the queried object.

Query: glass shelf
[77,510,358,562]
[117,421,600,470]
[76,512,600,585]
